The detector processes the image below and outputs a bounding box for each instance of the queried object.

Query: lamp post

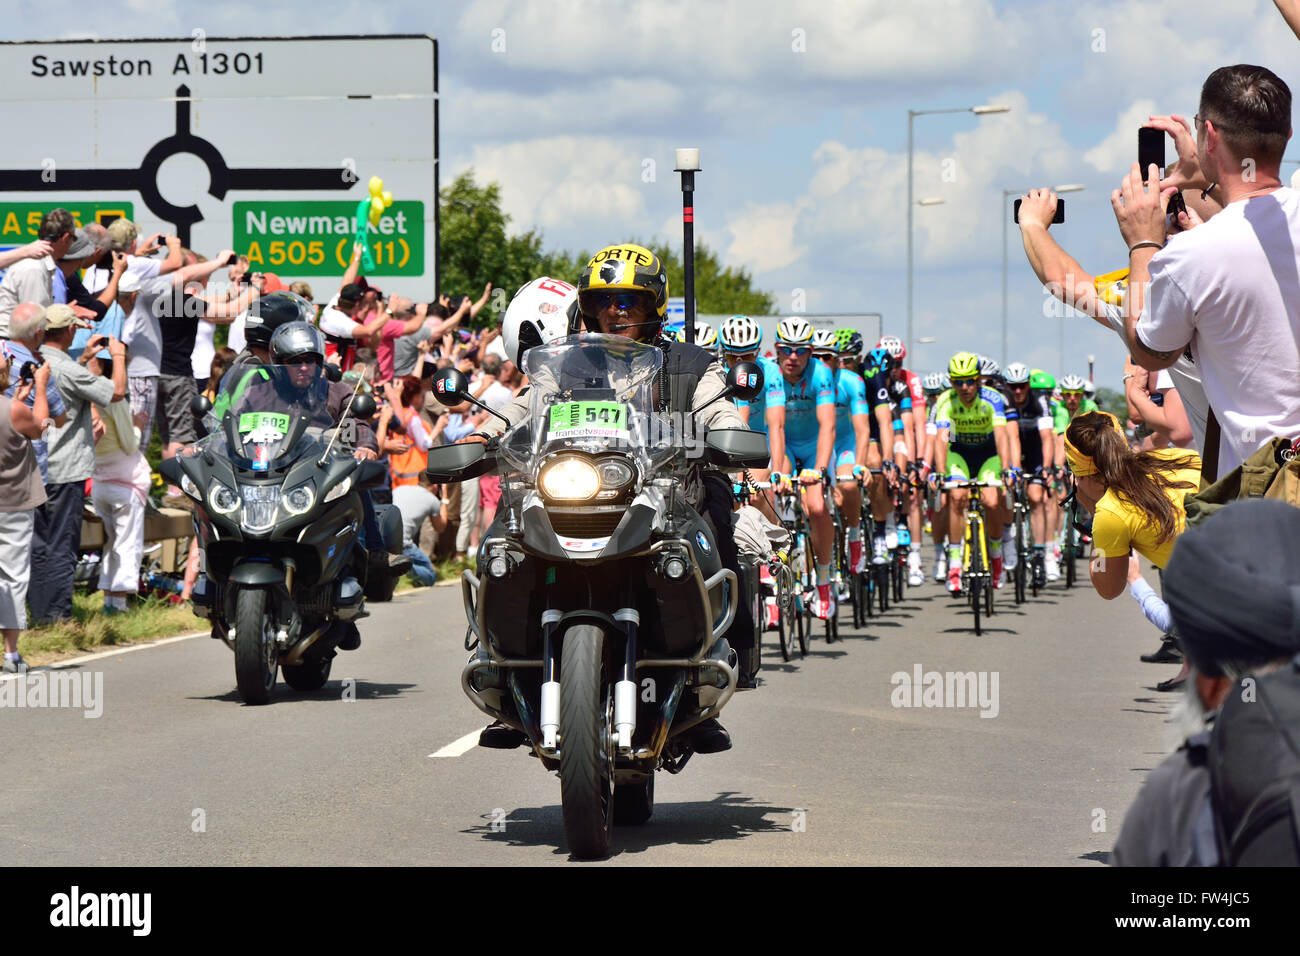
[1000,183,1085,366]
[907,104,1010,361]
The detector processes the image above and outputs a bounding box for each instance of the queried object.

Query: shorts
[157,374,198,446]
[833,434,857,472]
[0,509,35,630]
[785,438,819,474]
[479,473,502,510]
[128,376,158,450]
[947,439,1001,485]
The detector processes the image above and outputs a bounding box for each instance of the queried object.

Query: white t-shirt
[84,254,161,295]
[192,319,217,380]
[1100,302,1210,456]
[484,335,508,362]
[319,293,362,339]
[392,484,441,550]
[122,275,174,378]
[480,380,514,413]
[1138,187,1300,472]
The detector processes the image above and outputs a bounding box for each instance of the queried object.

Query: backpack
[1206,653,1300,865]
[1184,437,1300,527]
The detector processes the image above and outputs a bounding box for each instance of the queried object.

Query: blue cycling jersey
[833,366,871,442]
[735,356,782,434]
[765,357,835,445]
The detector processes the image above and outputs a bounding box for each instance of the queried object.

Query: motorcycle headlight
[322,475,353,504]
[209,482,241,515]
[539,456,600,501]
[180,473,200,499]
[282,483,315,516]
[596,458,634,488]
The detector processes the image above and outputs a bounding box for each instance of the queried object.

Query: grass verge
[19,592,204,666]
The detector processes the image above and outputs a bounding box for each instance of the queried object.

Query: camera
[18,360,40,383]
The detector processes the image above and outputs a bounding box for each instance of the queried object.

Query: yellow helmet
[577,243,668,326]
[948,351,980,378]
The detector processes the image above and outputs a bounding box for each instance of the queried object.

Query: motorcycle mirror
[431,367,469,406]
[350,393,377,420]
[191,394,213,418]
[726,361,764,402]
[324,362,343,383]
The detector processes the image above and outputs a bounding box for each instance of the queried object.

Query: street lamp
[907,103,1010,360]
[1000,183,1085,365]
[916,335,937,372]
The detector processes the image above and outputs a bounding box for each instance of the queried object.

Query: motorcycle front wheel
[559,624,614,859]
[233,589,278,705]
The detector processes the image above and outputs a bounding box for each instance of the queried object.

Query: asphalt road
[4,562,1180,865]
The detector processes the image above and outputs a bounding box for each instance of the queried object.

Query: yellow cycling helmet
[948,351,980,378]
[577,243,668,326]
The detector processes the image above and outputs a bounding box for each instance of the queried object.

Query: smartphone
[1166,190,1187,223]
[225,253,239,266]
[1138,127,1165,182]
[1013,199,1065,224]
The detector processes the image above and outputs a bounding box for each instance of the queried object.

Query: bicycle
[821,469,845,644]
[940,477,998,635]
[754,480,804,661]
[850,469,877,628]
[1059,476,1093,591]
[772,478,814,655]
[1008,472,1032,605]
[887,463,922,603]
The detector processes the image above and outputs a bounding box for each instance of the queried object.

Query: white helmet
[1003,362,1030,385]
[502,277,579,365]
[1059,374,1088,392]
[812,329,838,353]
[675,320,717,348]
[775,316,814,345]
[719,314,762,353]
[978,355,1000,378]
[878,335,906,362]
[922,372,946,393]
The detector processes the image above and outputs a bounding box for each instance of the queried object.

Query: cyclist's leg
[976,454,1005,583]
[834,444,864,573]
[945,449,973,589]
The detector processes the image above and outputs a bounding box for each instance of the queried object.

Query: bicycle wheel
[1013,510,1027,605]
[777,567,796,662]
[1063,513,1076,589]
[877,563,889,613]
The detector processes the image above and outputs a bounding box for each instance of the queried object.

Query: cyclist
[921,371,952,581]
[1004,362,1057,587]
[767,317,838,620]
[861,346,913,565]
[930,352,1010,594]
[719,314,783,525]
[677,319,718,352]
[978,356,1021,589]
[881,335,928,585]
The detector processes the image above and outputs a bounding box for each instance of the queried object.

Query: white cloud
[724,201,806,273]
[1082,99,1159,174]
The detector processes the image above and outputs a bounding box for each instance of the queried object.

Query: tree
[440,170,776,325]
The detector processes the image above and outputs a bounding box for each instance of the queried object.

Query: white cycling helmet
[719,314,762,353]
[675,320,717,348]
[502,277,579,365]
[878,335,906,363]
[1003,362,1030,385]
[811,329,838,354]
[1059,374,1087,392]
[922,371,946,393]
[775,316,814,345]
[1084,381,1097,399]
[978,355,1000,378]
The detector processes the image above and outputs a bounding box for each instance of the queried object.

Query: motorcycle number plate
[546,401,629,442]
[238,412,290,443]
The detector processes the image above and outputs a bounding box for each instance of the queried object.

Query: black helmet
[245,291,316,351]
[269,321,326,365]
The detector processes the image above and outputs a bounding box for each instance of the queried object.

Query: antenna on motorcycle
[675,147,700,344]
[318,370,366,466]
[429,367,512,430]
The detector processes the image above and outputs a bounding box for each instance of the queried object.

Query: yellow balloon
[368,208,382,226]
[381,190,394,207]
[368,176,383,198]
[370,196,385,219]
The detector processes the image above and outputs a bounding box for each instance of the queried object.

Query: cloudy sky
[6,0,1299,388]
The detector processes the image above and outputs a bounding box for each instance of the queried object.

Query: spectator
[1018,188,1212,454]
[51,228,96,309]
[1113,65,1300,480]
[1125,360,1194,451]
[202,347,238,405]
[474,354,518,538]
[57,228,116,323]
[71,271,139,362]
[191,253,247,390]
[85,220,183,293]
[121,245,235,453]
[372,295,436,383]
[318,245,387,369]
[0,350,51,673]
[392,471,449,586]
[393,296,470,377]
[2,303,69,483]
[0,239,54,275]
[289,280,314,302]
[86,349,151,614]
[224,268,286,355]
[0,208,76,337]
[1111,499,1300,866]
[380,375,443,488]
[441,397,483,561]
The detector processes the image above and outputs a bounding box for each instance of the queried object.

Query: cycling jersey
[927,386,1014,435]
[734,356,783,434]
[1052,397,1098,434]
[1014,393,1055,470]
[932,388,1007,445]
[775,357,836,446]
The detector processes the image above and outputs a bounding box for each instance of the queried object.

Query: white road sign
[0,35,438,297]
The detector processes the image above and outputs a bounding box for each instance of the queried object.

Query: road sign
[0,35,438,297]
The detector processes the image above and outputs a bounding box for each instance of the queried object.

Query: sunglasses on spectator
[952,377,979,387]
[777,346,811,357]
[587,291,646,311]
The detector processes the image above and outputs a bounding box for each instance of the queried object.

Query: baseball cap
[44,303,91,330]
[60,229,95,260]
[106,219,138,252]
[260,272,287,294]
[338,282,364,305]
[117,272,142,294]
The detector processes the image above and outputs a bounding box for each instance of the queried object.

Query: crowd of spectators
[0,209,509,671]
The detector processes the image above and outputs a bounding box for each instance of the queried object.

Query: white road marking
[428,729,483,758]
[1,631,206,682]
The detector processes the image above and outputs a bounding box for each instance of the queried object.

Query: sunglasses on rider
[952,376,979,387]
[777,345,811,358]
[586,291,646,312]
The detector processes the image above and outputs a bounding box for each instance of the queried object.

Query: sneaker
[1045,554,1060,582]
[934,555,948,582]
[850,540,866,574]
[908,564,924,587]
[947,566,963,594]
[2,656,30,674]
[871,535,889,565]
[1032,553,1047,589]
[992,556,1003,589]
[885,525,899,550]
[813,584,836,620]
[1004,546,1018,572]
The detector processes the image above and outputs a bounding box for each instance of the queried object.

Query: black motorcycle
[427,335,765,858]
[161,365,400,704]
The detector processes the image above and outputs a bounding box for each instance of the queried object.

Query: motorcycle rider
[212,291,319,419]
[466,245,754,753]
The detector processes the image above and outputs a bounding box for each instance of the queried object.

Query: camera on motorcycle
[724,361,764,402]
[349,393,377,420]
[430,366,469,406]
[191,394,213,418]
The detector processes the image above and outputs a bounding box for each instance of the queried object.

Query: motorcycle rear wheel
[559,624,614,859]
[233,589,277,705]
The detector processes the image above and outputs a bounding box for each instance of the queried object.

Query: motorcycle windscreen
[498,334,677,476]
[216,365,335,472]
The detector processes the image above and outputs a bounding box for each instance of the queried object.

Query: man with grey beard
[1111,499,1300,866]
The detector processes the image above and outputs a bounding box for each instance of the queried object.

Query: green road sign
[0,202,135,242]
[232,200,424,276]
